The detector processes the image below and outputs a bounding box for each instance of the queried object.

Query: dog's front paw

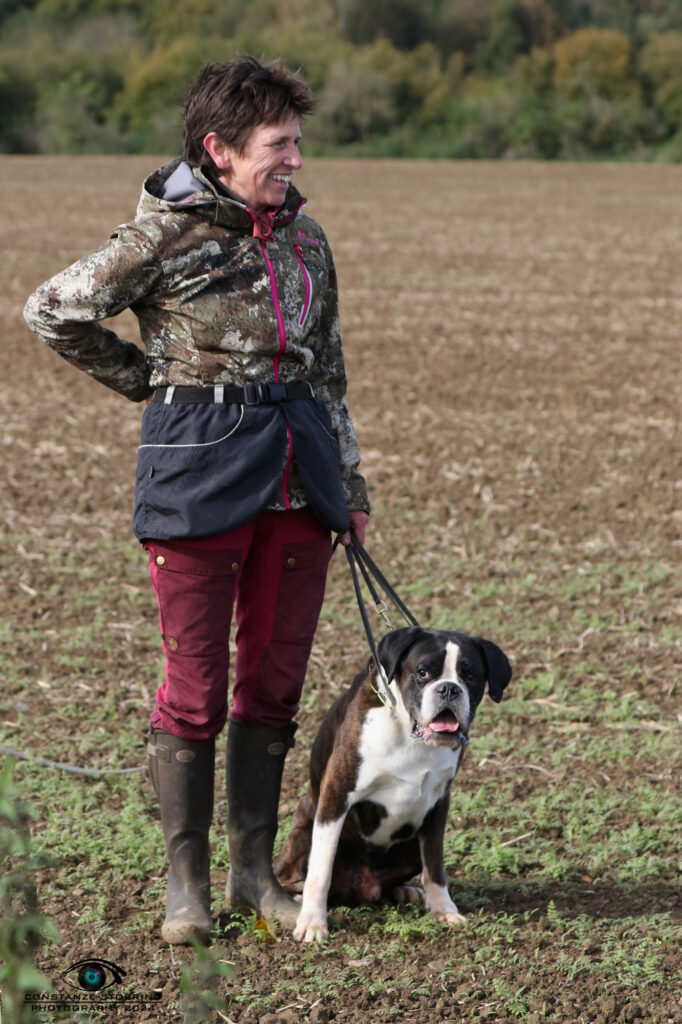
[424,883,466,924]
[430,908,466,925]
[293,908,329,943]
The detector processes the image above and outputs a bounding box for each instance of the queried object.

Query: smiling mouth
[411,710,468,746]
[429,710,460,734]
[270,174,292,184]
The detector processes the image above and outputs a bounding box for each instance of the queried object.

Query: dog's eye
[416,667,431,682]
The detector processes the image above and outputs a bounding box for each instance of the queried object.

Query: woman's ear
[202,132,231,171]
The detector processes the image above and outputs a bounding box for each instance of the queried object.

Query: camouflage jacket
[23,159,369,514]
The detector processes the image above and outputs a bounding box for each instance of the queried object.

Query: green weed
[0,761,60,1024]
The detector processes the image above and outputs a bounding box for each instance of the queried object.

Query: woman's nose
[286,144,303,170]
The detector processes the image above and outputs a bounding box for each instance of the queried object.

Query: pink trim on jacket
[259,238,293,508]
[259,239,287,383]
[294,245,313,328]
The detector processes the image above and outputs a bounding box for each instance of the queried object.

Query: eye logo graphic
[62,958,127,992]
[25,956,161,1012]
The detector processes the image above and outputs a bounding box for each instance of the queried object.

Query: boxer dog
[275,626,512,942]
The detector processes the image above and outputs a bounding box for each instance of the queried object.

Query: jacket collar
[139,158,306,234]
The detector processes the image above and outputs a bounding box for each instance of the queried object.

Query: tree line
[1,0,681,159]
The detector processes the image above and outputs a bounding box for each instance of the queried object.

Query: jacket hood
[137,158,306,231]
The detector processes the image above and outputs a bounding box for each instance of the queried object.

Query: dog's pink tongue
[428,713,460,734]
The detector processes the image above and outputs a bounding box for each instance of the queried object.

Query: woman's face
[204,116,303,215]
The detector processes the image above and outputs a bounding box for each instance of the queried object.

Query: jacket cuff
[88,343,152,402]
[343,469,370,515]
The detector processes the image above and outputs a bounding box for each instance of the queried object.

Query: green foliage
[477,0,558,75]
[553,26,635,100]
[110,36,228,146]
[0,56,37,152]
[640,31,682,129]
[339,0,432,50]
[1,1,681,174]
[436,0,493,68]
[0,761,59,1023]
[309,51,398,146]
[179,941,236,1024]
[32,781,159,884]
[0,0,38,30]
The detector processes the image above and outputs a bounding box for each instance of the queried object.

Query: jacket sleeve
[308,243,370,514]
[23,224,161,402]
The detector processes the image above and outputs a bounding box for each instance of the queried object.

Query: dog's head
[377,626,512,748]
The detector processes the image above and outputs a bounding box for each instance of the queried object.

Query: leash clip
[374,600,393,631]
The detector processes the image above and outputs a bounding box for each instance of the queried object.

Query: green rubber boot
[148,730,214,944]
[225,718,300,929]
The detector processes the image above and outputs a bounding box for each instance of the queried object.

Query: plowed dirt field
[1,157,680,1023]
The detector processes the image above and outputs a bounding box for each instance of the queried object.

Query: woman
[23,56,369,945]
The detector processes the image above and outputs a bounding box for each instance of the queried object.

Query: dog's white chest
[350,707,461,847]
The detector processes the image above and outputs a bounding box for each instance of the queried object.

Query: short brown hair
[183,55,314,170]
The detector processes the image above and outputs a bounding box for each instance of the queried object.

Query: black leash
[338,535,420,709]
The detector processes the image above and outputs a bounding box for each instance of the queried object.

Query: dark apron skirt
[133,395,350,540]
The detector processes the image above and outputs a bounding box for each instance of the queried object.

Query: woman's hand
[337,510,369,547]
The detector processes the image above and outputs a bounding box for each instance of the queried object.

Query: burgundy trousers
[145,508,332,740]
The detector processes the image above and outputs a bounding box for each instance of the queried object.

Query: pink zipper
[294,244,313,328]
[259,238,293,508]
[259,239,287,383]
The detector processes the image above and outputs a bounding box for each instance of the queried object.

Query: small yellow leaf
[254,917,276,943]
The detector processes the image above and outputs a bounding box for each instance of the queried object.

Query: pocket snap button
[231,562,240,572]
[286,557,297,568]
[155,555,166,566]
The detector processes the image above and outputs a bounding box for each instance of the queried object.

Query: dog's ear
[472,637,512,703]
[378,626,432,683]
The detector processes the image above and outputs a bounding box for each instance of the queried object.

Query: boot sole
[162,919,211,945]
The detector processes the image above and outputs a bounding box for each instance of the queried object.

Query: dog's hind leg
[372,838,423,907]
[391,884,424,906]
[274,789,316,894]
